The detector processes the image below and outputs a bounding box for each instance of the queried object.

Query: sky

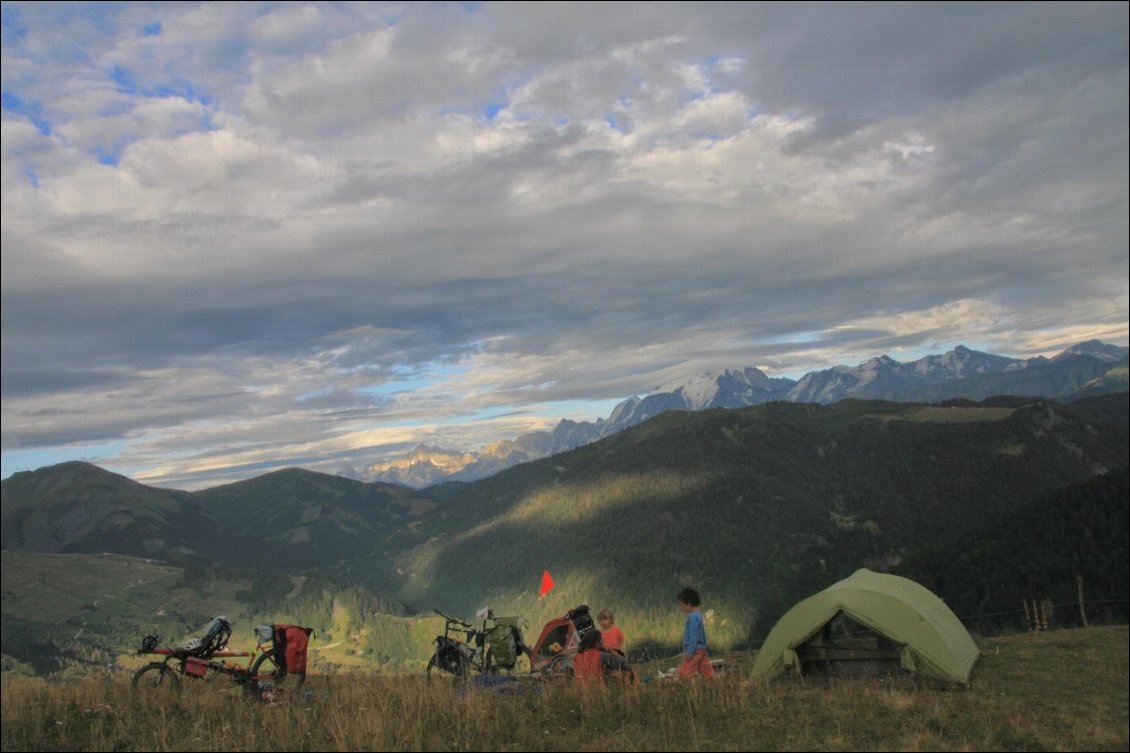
[2,2,1127,490]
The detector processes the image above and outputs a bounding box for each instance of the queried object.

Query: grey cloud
[1,2,1125,480]
[0,368,141,398]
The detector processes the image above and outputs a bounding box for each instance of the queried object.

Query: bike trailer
[272,624,315,675]
[529,605,596,671]
[565,605,595,637]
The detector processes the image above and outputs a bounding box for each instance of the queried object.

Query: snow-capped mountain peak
[1053,339,1129,363]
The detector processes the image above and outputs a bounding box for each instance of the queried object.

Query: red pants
[677,649,715,680]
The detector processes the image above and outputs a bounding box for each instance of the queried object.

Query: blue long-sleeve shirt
[683,609,707,657]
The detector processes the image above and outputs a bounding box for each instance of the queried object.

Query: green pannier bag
[486,616,528,669]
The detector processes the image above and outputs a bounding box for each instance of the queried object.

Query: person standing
[676,587,715,680]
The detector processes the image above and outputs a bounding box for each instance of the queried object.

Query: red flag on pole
[539,570,555,598]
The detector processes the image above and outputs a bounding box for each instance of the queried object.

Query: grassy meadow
[2,626,1126,752]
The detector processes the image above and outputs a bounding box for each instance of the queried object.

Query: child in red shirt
[572,629,606,687]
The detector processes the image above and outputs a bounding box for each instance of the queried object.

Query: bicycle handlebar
[433,609,472,628]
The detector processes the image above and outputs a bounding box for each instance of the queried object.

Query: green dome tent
[752,568,980,684]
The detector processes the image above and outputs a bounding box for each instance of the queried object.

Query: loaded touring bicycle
[133,617,314,694]
[426,607,531,682]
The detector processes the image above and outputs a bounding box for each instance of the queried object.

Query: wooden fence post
[1077,576,1090,628]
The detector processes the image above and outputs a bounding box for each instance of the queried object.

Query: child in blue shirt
[677,587,715,680]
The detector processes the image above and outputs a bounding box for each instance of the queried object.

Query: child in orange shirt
[597,608,626,656]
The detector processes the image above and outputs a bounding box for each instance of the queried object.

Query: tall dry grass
[3,626,1127,752]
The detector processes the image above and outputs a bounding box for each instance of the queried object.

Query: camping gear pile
[528,604,634,682]
[529,604,594,673]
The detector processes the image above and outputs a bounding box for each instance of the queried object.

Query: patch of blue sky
[357,379,424,397]
[1,441,130,481]
[491,107,532,124]
[110,64,136,91]
[483,101,506,119]
[762,331,825,346]
[95,148,120,166]
[111,65,214,107]
[157,81,215,107]
[456,1,484,14]
[141,21,161,36]
[353,360,468,397]
[63,2,117,36]
[1,91,51,135]
[1,4,27,41]
[420,360,472,380]
[22,166,40,187]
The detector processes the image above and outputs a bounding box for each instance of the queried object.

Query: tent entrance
[798,611,904,676]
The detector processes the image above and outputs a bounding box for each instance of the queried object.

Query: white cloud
[1,2,1126,487]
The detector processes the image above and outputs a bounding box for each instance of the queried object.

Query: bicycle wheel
[426,652,468,686]
[250,650,305,694]
[547,653,574,682]
[132,662,181,693]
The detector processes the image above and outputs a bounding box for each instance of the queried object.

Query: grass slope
[192,468,433,572]
[0,552,434,677]
[1,626,1126,752]
[0,462,206,564]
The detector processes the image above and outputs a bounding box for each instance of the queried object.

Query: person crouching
[572,629,606,687]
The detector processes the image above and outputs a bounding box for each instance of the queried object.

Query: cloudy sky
[2,2,1127,489]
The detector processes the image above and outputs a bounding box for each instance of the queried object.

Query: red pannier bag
[184,657,209,677]
[273,624,315,675]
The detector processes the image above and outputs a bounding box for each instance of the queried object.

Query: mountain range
[3,391,1127,673]
[0,462,426,572]
[350,340,1128,488]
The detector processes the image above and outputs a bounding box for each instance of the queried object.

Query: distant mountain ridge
[0,461,205,562]
[4,393,1127,670]
[351,340,1128,487]
[0,463,430,571]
